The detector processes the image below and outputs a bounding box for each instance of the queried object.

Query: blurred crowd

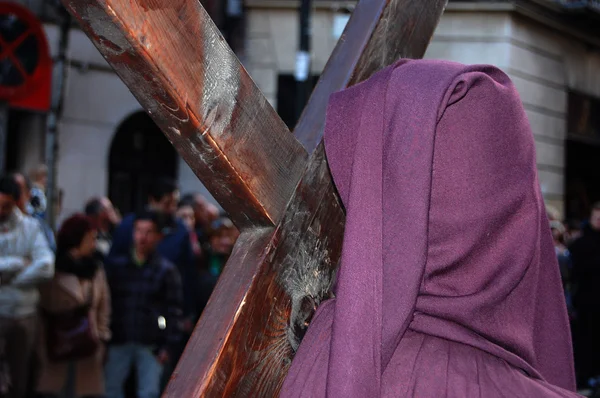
[1,162,600,398]
[547,203,600,396]
[0,166,239,398]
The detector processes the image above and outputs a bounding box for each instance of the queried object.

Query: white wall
[51,25,140,222]
[245,8,341,106]
[43,23,222,224]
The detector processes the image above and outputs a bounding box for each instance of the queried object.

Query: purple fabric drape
[280,60,578,397]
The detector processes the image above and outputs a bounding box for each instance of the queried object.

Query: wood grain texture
[62,0,308,229]
[295,0,448,153]
[166,144,345,397]
[165,228,276,396]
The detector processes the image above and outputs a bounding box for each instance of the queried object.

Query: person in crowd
[180,193,209,248]
[85,197,121,258]
[36,214,111,398]
[207,217,237,271]
[104,210,183,398]
[0,175,54,398]
[176,198,202,263]
[570,202,600,390]
[174,199,203,337]
[109,179,195,319]
[29,164,49,220]
[10,173,32,215]
[197,217,238,317]
[550,220,574,316]
[182,193,219,249]
[550,221,570,283]
[109,180,195,386]
[565,219,583,246]
[9,173,55,398]
[547,205,561,222]
[11,172,56,253]
[205,203,220,233]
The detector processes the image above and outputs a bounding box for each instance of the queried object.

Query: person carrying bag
[36,214,111,398]
[43,282,98,362]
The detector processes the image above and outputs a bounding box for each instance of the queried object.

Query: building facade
[244,0,600,222]
[3,0,599,225]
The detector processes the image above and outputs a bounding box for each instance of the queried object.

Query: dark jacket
[37,262,110,397]
[109,213,197,318]
[105,252,183,350]
[196,251,228,317]
[570,225,600,314]
[569,224,600,380]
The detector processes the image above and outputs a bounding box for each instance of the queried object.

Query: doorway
[565,91,600,223]
[565,139,600,223]
[108,111,177,215]
[277,74,320,129]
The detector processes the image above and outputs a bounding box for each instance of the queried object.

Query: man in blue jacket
[105,210,183,398]
[110,179,196,316]
[109,178,197,386]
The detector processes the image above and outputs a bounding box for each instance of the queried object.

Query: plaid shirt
[105,252,183,349]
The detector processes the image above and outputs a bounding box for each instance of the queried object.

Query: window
[567,91,600,140]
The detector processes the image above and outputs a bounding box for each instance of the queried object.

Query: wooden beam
[167,1,448,395]
[62,0,308,229]
[167,143,345,397]
[295,0,448,153]
[64,0,448,395]
[165,227,277,397]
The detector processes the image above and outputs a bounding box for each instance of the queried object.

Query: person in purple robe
[280,60,579,397]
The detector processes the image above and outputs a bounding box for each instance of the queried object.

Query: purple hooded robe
[280,60,579,397]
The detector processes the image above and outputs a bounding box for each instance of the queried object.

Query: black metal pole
[295,0,312,123]
[45,4,71,228]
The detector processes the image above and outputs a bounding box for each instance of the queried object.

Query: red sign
[0,3,51,112]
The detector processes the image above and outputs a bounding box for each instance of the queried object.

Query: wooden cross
[62,0,447,395]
